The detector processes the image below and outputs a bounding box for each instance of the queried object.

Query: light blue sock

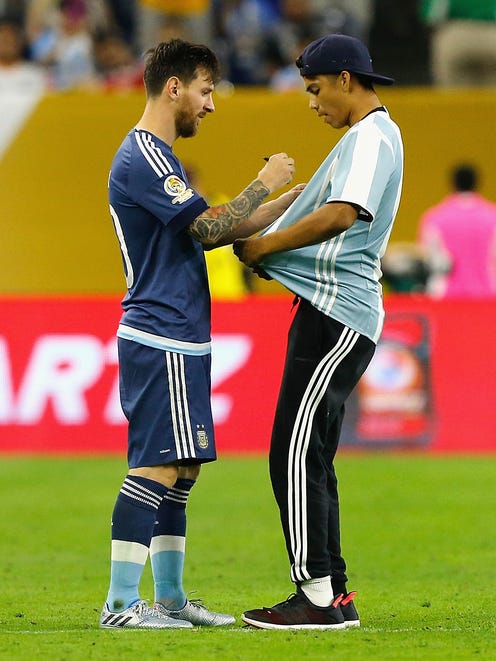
[107,559,146,613]
[106,475,168,612]
[150,478,195,609]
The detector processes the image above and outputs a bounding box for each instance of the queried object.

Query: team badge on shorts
[163,175,194,204]
[196,424,209,449]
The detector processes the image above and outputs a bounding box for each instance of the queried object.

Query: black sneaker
[340,591,360,628]
[242,590,346,630]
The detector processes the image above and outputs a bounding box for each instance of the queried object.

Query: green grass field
[0,453,495,660]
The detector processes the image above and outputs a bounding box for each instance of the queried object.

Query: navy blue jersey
[109,129,211,355]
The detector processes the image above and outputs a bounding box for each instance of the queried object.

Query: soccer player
[234,34,404,630]
[100,39,297,629]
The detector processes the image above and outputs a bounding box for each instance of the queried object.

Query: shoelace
[138,600,178,619]
[278,593,344,609]
[273,593,297,609]
[135,601,158,618]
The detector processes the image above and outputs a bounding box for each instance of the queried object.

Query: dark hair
[354,74,375,91]
[453,164,478,192]
[143,39,220,98]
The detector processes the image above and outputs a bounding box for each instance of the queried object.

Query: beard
[175,104,199,138]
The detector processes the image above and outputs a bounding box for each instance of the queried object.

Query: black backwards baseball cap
[296,34,395,86]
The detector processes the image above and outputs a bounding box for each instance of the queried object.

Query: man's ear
[338,71,357,94]
[165,76,181,99]
[340,71,351,89]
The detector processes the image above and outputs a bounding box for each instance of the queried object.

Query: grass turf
[0,454,494,660]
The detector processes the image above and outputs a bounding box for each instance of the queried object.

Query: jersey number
[109,204,134,289]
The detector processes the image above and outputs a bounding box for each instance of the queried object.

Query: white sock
[300,576,333,607]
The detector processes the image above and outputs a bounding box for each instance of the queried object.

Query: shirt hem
[117,323,211,355]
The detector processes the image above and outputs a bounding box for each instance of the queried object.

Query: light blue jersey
[260,108,403,343]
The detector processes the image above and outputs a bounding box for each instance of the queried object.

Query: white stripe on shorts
[165,351,196,460]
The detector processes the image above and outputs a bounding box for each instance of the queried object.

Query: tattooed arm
[187,152,295,248]
[188,179,270,248]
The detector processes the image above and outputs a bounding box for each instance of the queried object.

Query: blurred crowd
[3,1,496,93]
[0,0,430,94]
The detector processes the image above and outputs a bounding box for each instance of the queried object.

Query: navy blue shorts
[118,338,216,468]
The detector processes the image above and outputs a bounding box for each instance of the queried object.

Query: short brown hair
[143,39,220,98]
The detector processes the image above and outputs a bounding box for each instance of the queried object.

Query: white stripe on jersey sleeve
[135,130,164,176]
[340,124,382,212]
[134,130,173,177]
[142,133,174,174]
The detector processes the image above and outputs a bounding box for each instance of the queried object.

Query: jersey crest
[164,175,194,204]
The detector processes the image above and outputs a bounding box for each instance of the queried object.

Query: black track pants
[269,299,375,588]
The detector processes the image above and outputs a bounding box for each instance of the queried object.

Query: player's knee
[178,463,201,481]
[128,464,179,488]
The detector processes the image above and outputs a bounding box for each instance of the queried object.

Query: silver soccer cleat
[155,599,236,626]
[99,600,193,629]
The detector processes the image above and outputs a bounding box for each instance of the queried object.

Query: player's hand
[277,183,306,208]
[234,238,273,280]
[252,266,273,280]
[233,236,264,267]
[287,183,306,196]
[257,153,295,193]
